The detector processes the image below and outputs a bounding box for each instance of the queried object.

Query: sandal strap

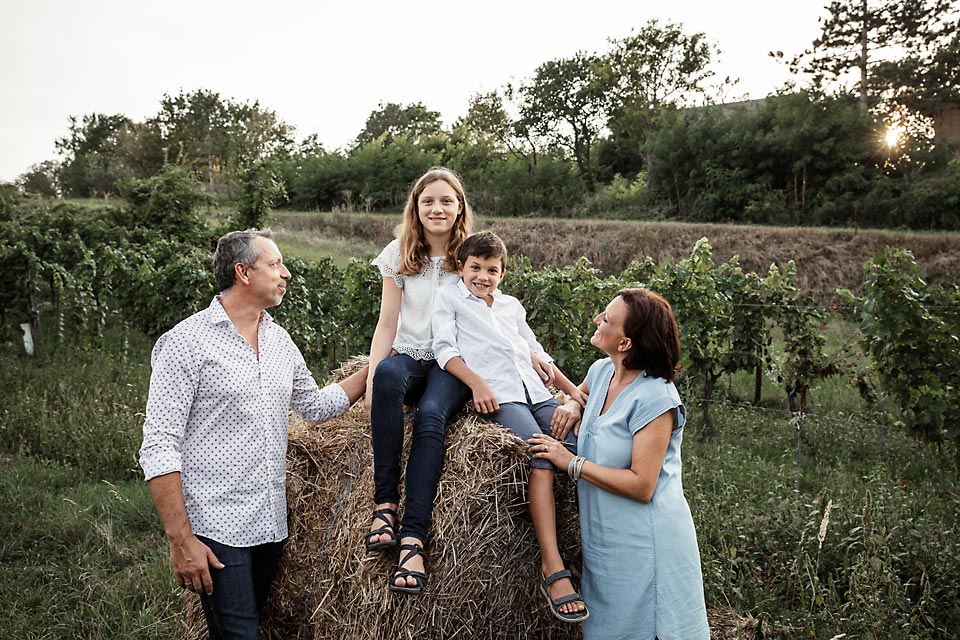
[550,593,584,607]
[542,569,573,588]
[363,524,395,541]
[397,543,425,566]
[392,568,427,580]
[371,507,397,527]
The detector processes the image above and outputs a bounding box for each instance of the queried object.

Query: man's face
[245,237,291,308]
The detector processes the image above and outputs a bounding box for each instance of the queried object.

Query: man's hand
[170,532,224,595]
[148,472,224,596]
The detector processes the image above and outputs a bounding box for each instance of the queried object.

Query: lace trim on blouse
[395,345,436,361]
[373,253,449,289]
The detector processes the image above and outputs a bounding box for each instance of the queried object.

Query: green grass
[1,316,957,639]
[0,326,153,481]
[266,209,383,265]
[0,457,181,639]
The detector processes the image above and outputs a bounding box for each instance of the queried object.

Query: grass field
[2,205,958,638]
[266,209,960,304]
[1,312,957,639]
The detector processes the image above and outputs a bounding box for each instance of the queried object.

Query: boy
[431,231,589,623]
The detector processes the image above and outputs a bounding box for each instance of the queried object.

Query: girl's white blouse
[372,239,460,361]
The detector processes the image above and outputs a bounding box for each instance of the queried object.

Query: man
[139,229,366,639]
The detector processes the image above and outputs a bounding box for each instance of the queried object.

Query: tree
[519,52,611,192]
[354,102,442,148]
[599,20,722,177]
[785,0,955,111]
[456,90,543,170]
[349,135,442,208]
[153,89,294,193]
[233,158,286,230]
[17,161,59,197]
[55,113,134,197]
[871,28,960,117]
[117,166,212,243]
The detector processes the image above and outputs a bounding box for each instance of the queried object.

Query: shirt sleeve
[431,287,461,370]
[627,380,684,435]
[289,345,351,424]
[372,239,404,288]
[515,300,552,363]
[139,331,201,481]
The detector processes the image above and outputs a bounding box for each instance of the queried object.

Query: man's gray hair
[213,229,274,293]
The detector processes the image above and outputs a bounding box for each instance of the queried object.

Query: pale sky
[0,0,830,182]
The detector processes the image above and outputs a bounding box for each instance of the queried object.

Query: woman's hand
[527,433,575,471]
[550,399,582,440]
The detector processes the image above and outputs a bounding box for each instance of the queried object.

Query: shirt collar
[456,279,502,302]
[208,295,273,326]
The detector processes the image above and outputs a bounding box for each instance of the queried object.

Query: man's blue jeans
[370,354,469,543]
[196,535,284,640]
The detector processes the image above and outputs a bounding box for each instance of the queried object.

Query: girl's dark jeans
[370,354,469,543]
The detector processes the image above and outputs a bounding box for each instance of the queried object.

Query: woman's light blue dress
[576,358,709,640]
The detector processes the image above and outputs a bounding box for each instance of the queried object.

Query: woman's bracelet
[567,455,587,481]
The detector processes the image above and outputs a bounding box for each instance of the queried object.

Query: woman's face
[591,296,629,355]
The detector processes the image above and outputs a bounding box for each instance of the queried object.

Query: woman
[528,288,709,639]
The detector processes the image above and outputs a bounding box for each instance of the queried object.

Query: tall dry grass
[269,212,960,303]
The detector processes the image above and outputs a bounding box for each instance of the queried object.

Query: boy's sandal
[539,569,590,623]
[363,507,398,552]
[389,543,427,595]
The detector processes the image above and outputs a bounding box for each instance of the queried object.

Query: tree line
[9,1,960,229]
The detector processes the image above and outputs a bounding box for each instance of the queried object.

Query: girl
[363,167,473,596]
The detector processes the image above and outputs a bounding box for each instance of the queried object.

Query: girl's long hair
[397,167,473,275]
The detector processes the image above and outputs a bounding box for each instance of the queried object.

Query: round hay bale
[182,357,758,639]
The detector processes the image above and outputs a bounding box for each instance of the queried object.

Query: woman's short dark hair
[618,288,682,381]
[212,229,273,293]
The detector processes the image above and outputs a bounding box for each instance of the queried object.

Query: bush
[466,154,585,217]
[117,166,213,243]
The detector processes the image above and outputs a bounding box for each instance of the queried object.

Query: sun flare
[884,125,902,148]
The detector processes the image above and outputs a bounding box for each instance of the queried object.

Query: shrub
[117,166,213,243]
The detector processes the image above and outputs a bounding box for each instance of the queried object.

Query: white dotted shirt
[432,280,555,405]
[372,239,460,361]
[139,296,349,547]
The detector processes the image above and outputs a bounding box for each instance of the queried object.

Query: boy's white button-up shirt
[139,296,349,547]
[432,280,554,405]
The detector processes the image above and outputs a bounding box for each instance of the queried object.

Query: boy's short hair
[458,231,508,269]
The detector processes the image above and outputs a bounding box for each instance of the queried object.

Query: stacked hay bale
[183,359,758,639]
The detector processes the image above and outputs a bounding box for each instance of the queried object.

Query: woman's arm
[530,409,675,504]
[364,277,402,418]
